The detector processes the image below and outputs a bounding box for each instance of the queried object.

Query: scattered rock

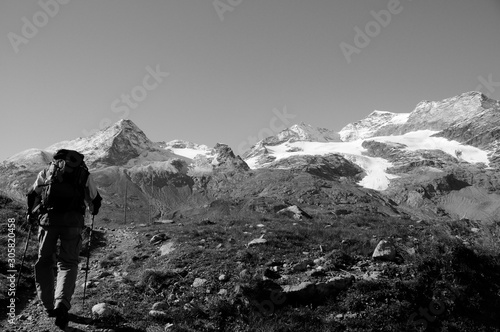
[277,205,312,220]
[155,219,175,224]
[150,233,168,244]
[248,236,267,247]
[218,274,229,282]
[406,247,416,256]
[149,310,168,319]
[192,278,207,288]
[152,302,169,311]
[159,241,175,256]
[82,280,97,289]
[92,303,116,319]
[113,271,128,282]
[283,276,354,305]
[372,240,396,261]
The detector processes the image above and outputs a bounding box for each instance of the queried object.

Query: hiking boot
[46,308,56,317]
[54,304,69,330]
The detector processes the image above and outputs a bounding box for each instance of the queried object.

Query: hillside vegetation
[1,193,499,331]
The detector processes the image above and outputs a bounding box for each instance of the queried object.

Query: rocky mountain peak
[3,148,53,170]
[162,139,211,151]
[46,119,155,167]
[242,123,340,160]
[401,91,489,134]
[339,111,410,142]
[339,91,500,142]
[284,123,341,143]
[212,143,250,172]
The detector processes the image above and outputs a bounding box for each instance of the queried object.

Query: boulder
[248,237,267,247]
[372,240,396,261]
[283,276,354,305]
[92,303,116,319]
[277,205,312,220]
[192,278,207,288]
[150,233,168,244]
[159,241,175,256]
[152,302,169,311]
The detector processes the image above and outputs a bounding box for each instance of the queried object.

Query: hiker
[26,149,102,330]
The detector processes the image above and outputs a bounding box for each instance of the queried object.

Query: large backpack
[39,149,89,214]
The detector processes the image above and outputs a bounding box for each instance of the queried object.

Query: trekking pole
[16,222,33,291]
[82,214,95,308]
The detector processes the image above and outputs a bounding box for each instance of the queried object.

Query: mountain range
[2,91,500,224]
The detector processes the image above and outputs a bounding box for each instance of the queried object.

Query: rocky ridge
[2,91,500,331]
[1,91,500,223]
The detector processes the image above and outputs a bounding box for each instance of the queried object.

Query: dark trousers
[34,225,82,311]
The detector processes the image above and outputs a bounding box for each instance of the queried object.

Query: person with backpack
[26,149,102,330]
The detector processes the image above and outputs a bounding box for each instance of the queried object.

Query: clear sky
[1,0,500,161]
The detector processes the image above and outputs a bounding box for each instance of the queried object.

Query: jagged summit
[242,92,499,193]
[46,118,155,166]
[283,123,341,143]
[242,123,340,159]
[339,91,500,142]
[339,111,410,142]
[399,91,494,134]
[163,139,207,150]
[1,91,500,223]
[414,91,495,111]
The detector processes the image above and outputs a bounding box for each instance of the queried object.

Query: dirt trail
[2,226,141,332]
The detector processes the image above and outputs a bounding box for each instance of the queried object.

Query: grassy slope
[1,194,500,332]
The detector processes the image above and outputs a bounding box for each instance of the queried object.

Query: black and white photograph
[1,1,500,331]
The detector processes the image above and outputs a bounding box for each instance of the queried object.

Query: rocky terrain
[1,91,500,331]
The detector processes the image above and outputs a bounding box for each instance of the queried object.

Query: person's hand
[27,213,37,226]
[91,193,102,215]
